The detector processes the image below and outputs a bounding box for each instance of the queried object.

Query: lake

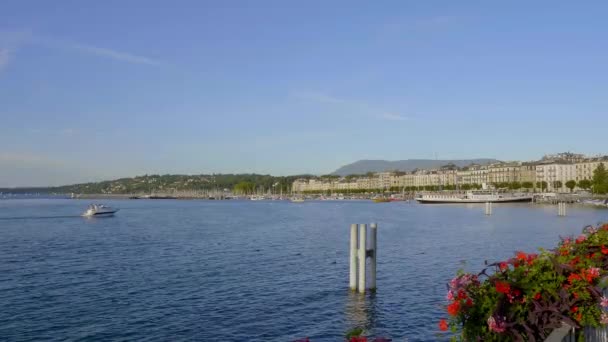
[1,199,607,341]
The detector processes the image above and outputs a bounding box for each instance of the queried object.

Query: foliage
[593,163,608,194]
[522,182,534,190]
[509,182,521,190]
[553,180,563,190]
[566,180,577,193]
[439,223,608,341]
[577,179,592,191]
[536,181,548,192]
[233,181,255,194]
[23,174,314,195]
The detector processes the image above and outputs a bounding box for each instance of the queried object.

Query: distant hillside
[332,159,500,176]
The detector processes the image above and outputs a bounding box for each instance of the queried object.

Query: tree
[553,181,563,191]
[592,163,608,194]
[233,181,255,194]
[510,182,521,190]
[565,180,576,193]
[536,181,548,192]
[578,179,592,191]
[522,182,534,192]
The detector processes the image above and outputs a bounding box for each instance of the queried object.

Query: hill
[332,159,500,176]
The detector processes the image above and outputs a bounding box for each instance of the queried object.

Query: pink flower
[601,296,608,308]
[446,290,454,301]
[576,234,587,243]
[589,267,601,278]
[487,316,506,333]
[601,312,608,325]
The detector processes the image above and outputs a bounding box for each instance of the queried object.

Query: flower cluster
[438,223,608,340]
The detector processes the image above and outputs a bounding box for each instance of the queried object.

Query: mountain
[332,159,500,176]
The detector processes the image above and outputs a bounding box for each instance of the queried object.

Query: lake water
[1,199,607,341]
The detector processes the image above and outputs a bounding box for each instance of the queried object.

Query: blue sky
[1,1,607,186]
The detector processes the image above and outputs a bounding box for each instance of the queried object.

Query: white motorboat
[416,190,533,204]
[82,204,119,217]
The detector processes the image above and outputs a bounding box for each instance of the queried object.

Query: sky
[1,1,608,187]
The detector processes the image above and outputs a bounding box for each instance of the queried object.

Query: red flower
[466,298,473,307]
[571,306,578,313]
[457,290,467,300]
[560,248,570,256]
[526,254,537,265]
[447,301,461,316]
[576,234,587,244]
[438,319,448,331]
[495,281,511,294]
[576,312,583,321]
[568,273,582,284]
[516,251,527,261]
[534,293,541,300]
[499,262,508,271]
[573,292,579,299]
[350,337,367,342]
[568,256,581,267]
[512,289,521,297]
[602,245,608,255]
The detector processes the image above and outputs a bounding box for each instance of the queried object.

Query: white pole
[369,223,377,290]
[563,202,566,216]
[358,224,367,293]
[349,224,358,291]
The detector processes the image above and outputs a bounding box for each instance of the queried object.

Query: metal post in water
[349,224,358,291]
[358,224,367,293]
[369,223,377,291]
[485,202,492,215]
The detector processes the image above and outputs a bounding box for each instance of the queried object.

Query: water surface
[1,199,607,341]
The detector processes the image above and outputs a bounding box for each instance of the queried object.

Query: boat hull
[416,197,533,204]
[83,210,119,217]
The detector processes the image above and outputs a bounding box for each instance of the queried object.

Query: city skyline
[2,1,608,186]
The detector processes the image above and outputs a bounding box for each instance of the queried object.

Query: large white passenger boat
[416,190,533,204]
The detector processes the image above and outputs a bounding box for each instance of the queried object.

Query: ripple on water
[0,199,607,341]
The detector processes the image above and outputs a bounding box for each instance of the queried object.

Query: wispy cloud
[0,152,65,167]
[64,41,163,66]
[0,48,10,70]
[34,36,164,66]
[60,128,76,136]
[292,90,413,122]
[291,91,348,105]
[0,30,30,72]
[381,113,410,121]
[0,28,164,69]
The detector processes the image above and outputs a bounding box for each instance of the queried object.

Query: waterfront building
[291,152,607,193]
[535,161,576,192]
[488,162,522,185]
[575,157,608,182]
[519,162,537,185]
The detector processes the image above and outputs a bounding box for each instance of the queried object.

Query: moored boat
[416,190,533,204]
